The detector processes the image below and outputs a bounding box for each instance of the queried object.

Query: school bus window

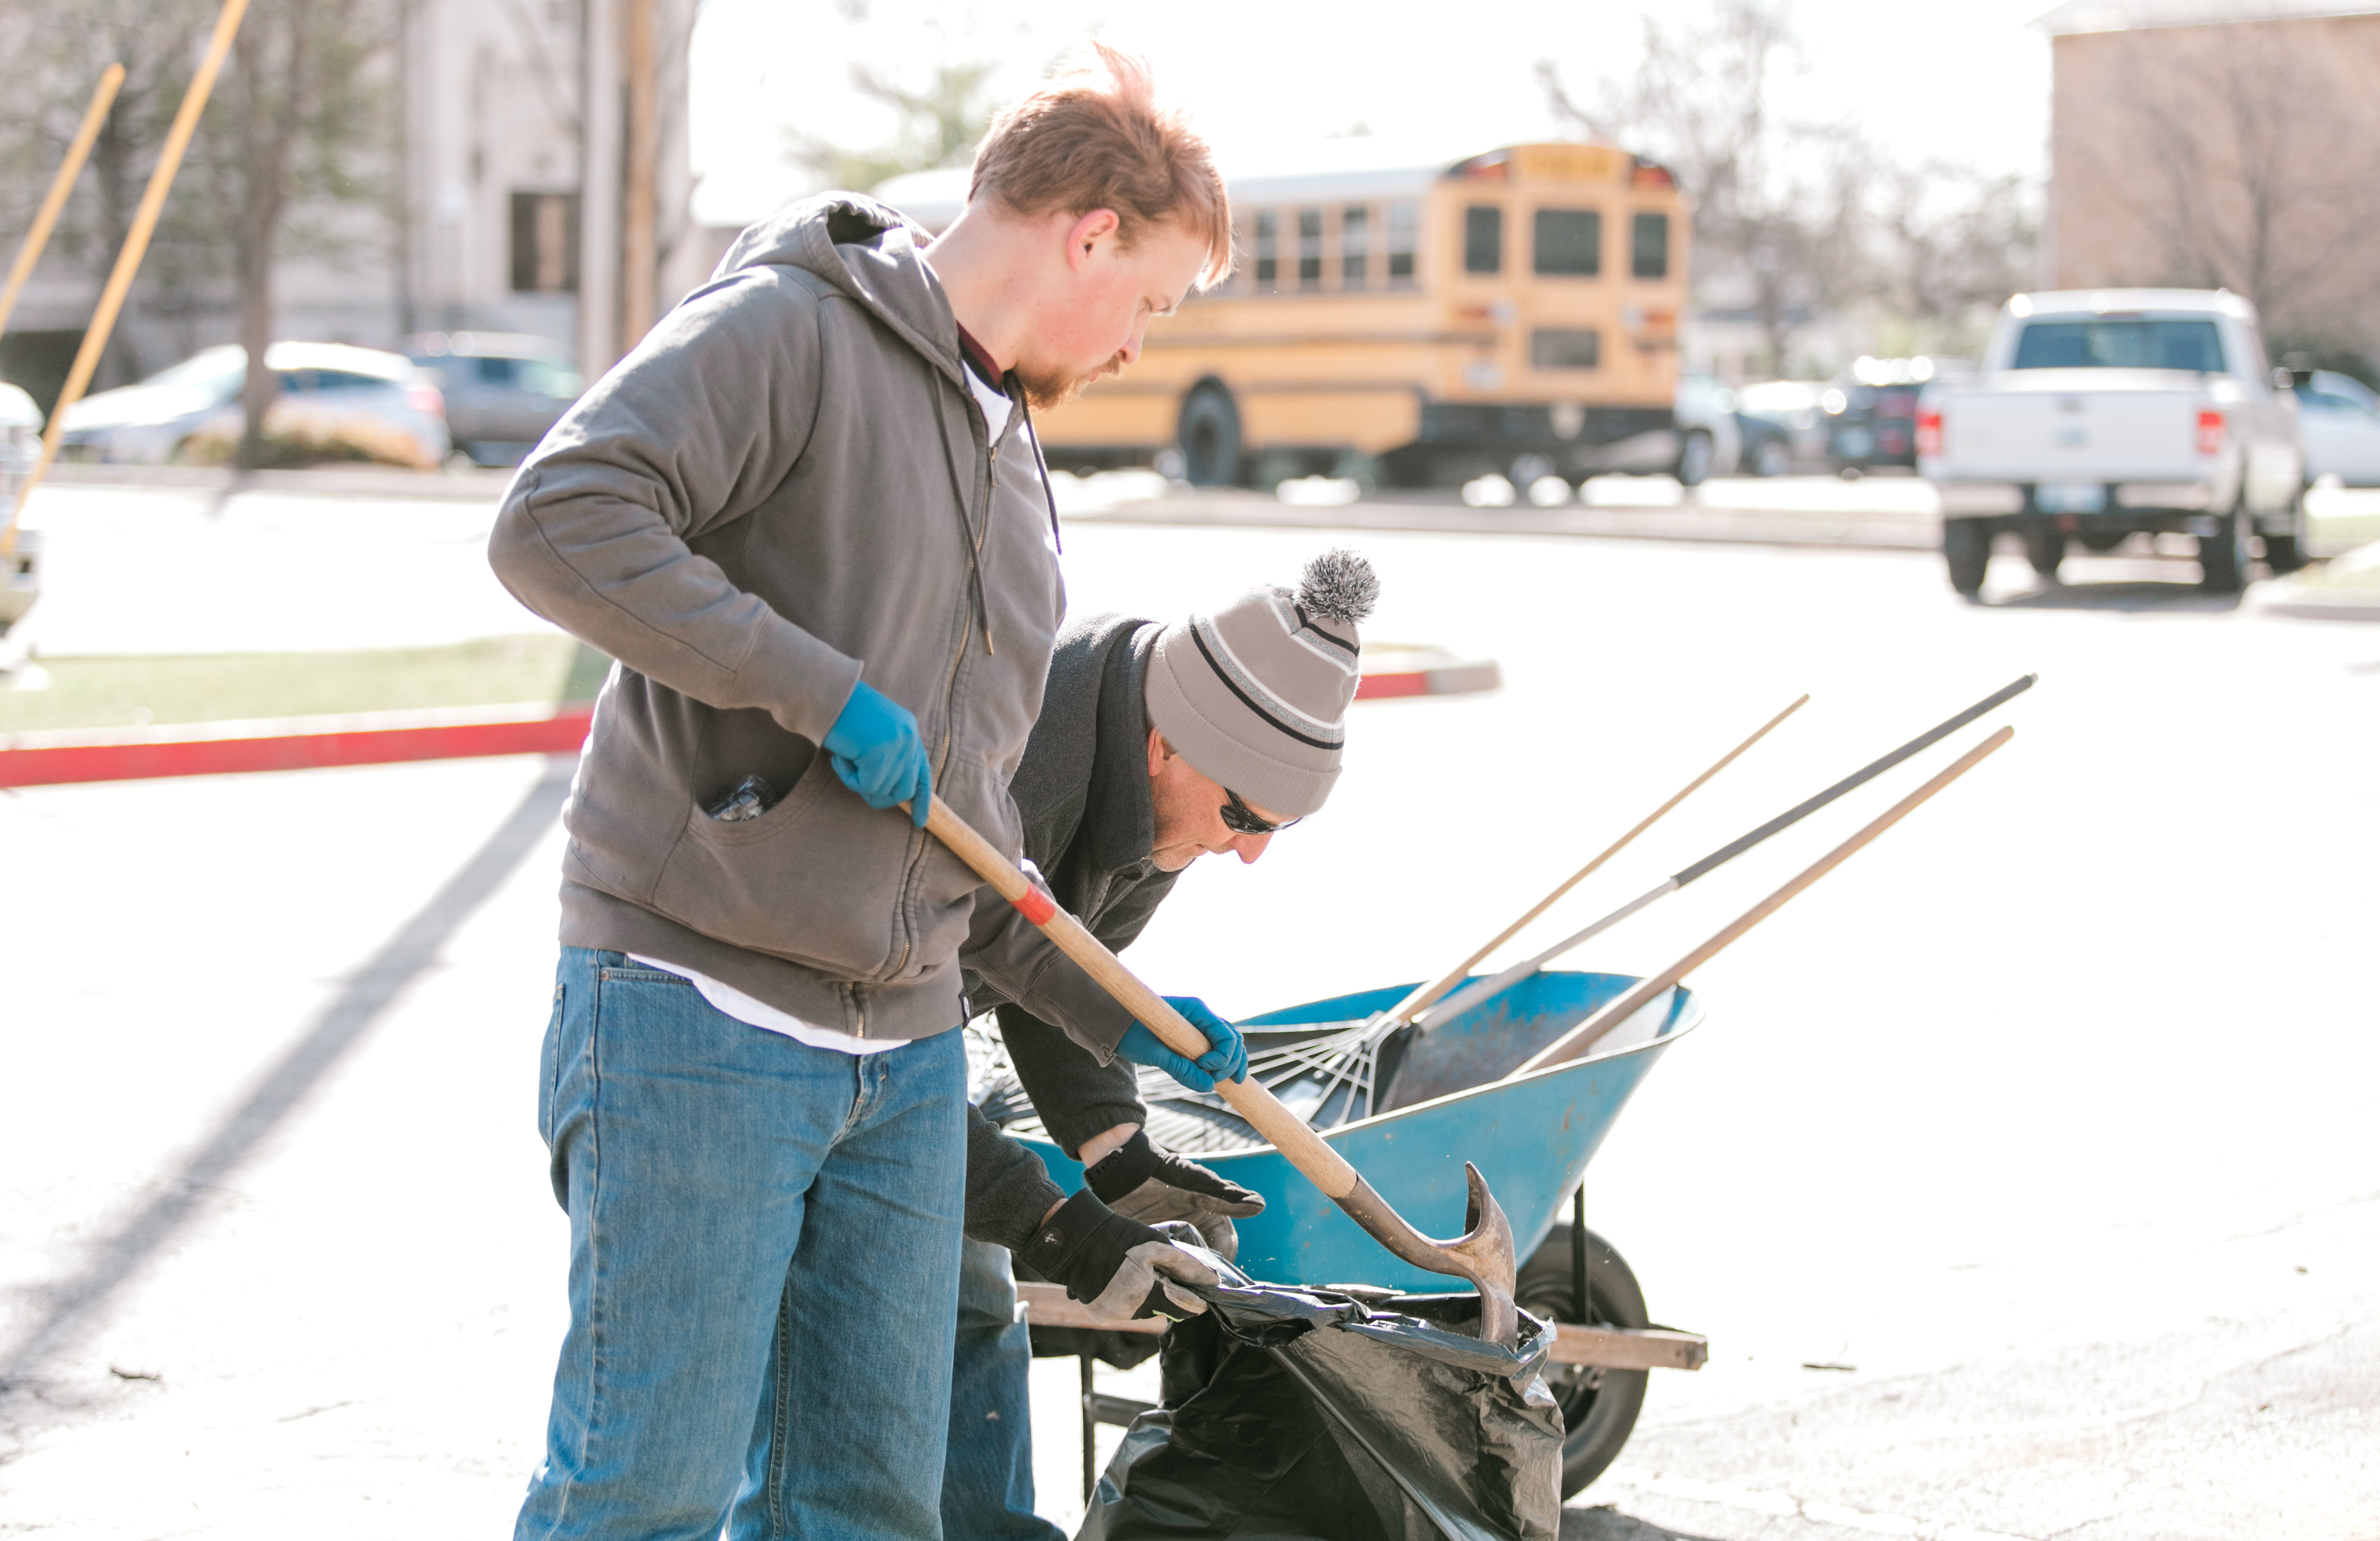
[1341,205,1369,288]
[1632,212,1669,279]
[1387,202,1418,284]
[1531,328,1601,370]
[1254,210,1279,289]
[1534,208,1601,277]
[1298,208,1324,288]
[1464,206,1502,274]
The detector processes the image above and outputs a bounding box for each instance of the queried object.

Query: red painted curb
[0,705,593,789]
[1354,655,1501,701]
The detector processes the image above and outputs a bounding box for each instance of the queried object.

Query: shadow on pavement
[1983,580,2244,613]
[0,758,571,1394]
[1564,1503,1726,1541]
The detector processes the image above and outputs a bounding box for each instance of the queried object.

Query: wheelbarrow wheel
[1516,1222,1649,1497]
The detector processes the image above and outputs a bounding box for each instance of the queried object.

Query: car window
[2302,390,2374,416]
[2011,319,2226,372]
[316,370,385,391]
[144,347,248,400]
[474,356,522,386]
[522,361,584,399]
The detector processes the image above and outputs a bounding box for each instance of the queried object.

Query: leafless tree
[179,0,396,467]
[1540,0,1874,375]
[782,59,1001,195]
[2067,21,2380,358]
[0,0,215,385]
[1873,161,2038,356]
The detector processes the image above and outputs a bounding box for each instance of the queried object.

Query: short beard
[1019,355,1120,412]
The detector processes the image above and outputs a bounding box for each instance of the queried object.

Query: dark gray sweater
[962,612,1180,1250]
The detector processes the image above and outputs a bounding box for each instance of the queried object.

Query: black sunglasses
[1220,788,1300,837]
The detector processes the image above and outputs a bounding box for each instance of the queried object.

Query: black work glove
[1084,1129,1265,1263]
[1021,1189,1219,1324]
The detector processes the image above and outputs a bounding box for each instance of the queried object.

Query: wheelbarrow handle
[919,796,1360,1197]
[914,795,1522,1343]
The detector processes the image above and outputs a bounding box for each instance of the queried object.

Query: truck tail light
[1916,407,1943,459]
[406,383,445,417]
[2195,409,2226,455]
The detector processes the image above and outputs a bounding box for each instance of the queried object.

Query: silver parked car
[403,333,582,467]
[58,342,450,468]
[2292,370,2380,487]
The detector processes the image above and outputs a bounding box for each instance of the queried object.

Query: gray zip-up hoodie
[489,194,1132,1050]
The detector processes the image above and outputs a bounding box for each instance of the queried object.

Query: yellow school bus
[878,140,1690,487]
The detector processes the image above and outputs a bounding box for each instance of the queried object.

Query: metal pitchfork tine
[913,794,1522,1346]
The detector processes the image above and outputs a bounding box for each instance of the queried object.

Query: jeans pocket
[538,980,566,1149]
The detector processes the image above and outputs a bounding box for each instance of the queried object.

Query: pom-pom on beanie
[1143,548,1379,818]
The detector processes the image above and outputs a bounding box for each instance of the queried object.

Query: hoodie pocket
[649,753,912,977]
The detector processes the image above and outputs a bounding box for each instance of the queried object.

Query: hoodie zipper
[891,376,1010,984]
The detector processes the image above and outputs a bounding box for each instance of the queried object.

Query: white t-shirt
[627,955,913,1055]
[968,365,1012,440]
[639,365,1013,1056]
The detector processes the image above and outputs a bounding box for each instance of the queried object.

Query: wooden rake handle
[1513,725,2016,1077]
[920,796,1362,1200]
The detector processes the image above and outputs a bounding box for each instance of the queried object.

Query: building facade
[2041,0,2380,352]
[4,0,702,411]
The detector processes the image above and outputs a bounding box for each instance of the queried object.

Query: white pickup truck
[1917,289,2306,596]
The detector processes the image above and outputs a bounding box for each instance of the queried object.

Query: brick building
[2041,0,2380,352]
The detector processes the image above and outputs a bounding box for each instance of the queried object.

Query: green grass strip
[1,635,613,734]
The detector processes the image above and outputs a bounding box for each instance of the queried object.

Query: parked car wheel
[1943,518,1991,597]
[1673,429,1714,488]
[2022,526,2066,580]
[2077,529,2127,553]
[2200,504,2251,593]
[1516,1221,1651,1498]
[1177,382,1241,487]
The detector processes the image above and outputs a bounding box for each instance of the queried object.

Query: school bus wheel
[1177,382,1242,488]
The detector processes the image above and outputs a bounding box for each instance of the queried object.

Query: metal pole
[0,64,126,340]
[4,0,253,559]
[619,0,657,347]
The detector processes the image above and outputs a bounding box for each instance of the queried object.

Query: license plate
[2034,481,2107,514]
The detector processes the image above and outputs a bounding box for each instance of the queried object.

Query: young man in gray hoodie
[490,48,1239,1541]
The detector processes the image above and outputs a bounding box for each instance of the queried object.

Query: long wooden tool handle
[921,796,1362,1199]
[1377,693,1809,1028]
[1512,725,2015,1077]
[5,0,250,558]
[0,64,125,339]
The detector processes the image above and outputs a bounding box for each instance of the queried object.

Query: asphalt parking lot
[2,488,2374,1540]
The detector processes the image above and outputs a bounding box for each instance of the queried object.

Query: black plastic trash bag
[1076,1255,1564,1541]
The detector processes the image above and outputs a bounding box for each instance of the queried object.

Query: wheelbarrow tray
[1016,969,1700,1294]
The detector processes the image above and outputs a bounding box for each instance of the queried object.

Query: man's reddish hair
[969,43,1233,289]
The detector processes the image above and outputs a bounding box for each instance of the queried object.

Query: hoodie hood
[711,193,969,393]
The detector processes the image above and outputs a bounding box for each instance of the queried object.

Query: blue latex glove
[1116,996,1248,1094]
[823,681,932,827]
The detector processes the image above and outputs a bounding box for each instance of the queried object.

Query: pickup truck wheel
[2022,527,2066,580]
[2263,492,2311,574]
[1943,518,1992,597]
[2199,505,2250,594]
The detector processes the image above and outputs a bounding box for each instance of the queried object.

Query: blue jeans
[942,1239,1065,1541]
[517,948,966,1541]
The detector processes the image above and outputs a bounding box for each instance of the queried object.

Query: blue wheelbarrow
[1003,968,1703,1496]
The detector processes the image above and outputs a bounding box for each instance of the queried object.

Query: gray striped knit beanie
[1144,549,1379,818]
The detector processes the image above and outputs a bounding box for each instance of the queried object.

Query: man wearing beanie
[948,549,1380,1541]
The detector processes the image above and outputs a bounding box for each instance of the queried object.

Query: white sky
[688,0,2055,228]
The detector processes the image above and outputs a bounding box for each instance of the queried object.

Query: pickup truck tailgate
[1934,369,2210,482]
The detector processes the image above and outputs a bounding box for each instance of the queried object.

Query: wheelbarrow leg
[1572,1184,1589,1322]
